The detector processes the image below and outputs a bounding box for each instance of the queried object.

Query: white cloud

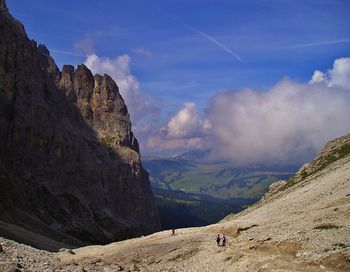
[328,58,350,89]
[310,58,350,89]
[150,57,350,164]
[162,102,210,138]
[147,102,210,151]
[206,78,350,164]
[206,57,350,164]
[84,54,160,129]
[147,135,204,151]
[309,70,325,84]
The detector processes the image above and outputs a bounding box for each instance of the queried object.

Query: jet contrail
[182,23,245,64]
[50,49,85,57]
[154,5,245,64]
[292,38,350,48]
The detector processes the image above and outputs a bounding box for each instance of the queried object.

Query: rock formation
[291,133,350,185]
[0,0,160,250]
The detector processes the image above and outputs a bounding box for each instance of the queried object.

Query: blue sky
[7,0,350,162]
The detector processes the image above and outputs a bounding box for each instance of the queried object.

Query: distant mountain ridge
[174,149,212,162]
[0,0,159,250]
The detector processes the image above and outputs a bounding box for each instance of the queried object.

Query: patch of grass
[299,169,308,180]
[333,243,348,249]
[317,144,350,172]
[237,224,259,234]
[314,224,342,230]
[100,136,117,148]
[276,143,350,194]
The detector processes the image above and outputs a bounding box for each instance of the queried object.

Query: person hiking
[216,234,221,246]
[222,234,227,246]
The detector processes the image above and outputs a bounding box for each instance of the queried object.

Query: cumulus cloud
[162,102,210,138]
[147,103,210,151]
[309,70,325,84]
[151,57,350,164]
[206,57,350,164]
[328,58,350,88]
[84,54,160,129]
[206,78,350,164]
[310,58,350,89]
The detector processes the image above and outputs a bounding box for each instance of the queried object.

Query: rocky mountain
[0,133,344,271]
[0,0,159,250]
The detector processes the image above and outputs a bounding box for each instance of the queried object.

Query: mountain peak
[0,0,159,248]
[0,0,8,13]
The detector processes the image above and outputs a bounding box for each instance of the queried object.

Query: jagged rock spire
[0,0,8,13]
[0,0,160,247]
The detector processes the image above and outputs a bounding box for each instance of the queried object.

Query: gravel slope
[1,152,349,272]
[58,155,350,271]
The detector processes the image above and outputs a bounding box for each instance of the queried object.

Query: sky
[7,0,350,164]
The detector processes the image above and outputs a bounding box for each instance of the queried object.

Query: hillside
[0,0,159,249]
[1,134,349,271]
[58,133,350,271]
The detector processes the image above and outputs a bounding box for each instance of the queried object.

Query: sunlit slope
[59,137,350,271]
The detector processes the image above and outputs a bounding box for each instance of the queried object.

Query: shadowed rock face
[0,0,160,249]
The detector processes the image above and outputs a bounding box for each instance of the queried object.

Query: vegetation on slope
[279,134,350,192]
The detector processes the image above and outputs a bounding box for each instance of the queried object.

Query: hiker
[171,228,176,236]
[216,234,220,246]
[222,234,227,246]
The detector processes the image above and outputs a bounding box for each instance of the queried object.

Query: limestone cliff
[0,0,160,249]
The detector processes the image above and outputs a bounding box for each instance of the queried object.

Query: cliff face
[0,0,160,248]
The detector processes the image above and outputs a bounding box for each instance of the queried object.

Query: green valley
[143,152,298,229]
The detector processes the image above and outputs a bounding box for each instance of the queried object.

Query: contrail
[182,23,245,64]
[154,6,245,64]
[292,38,350,48]
[49,49,85,57]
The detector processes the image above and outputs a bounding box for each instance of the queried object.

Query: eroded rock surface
[0,0,159,249]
